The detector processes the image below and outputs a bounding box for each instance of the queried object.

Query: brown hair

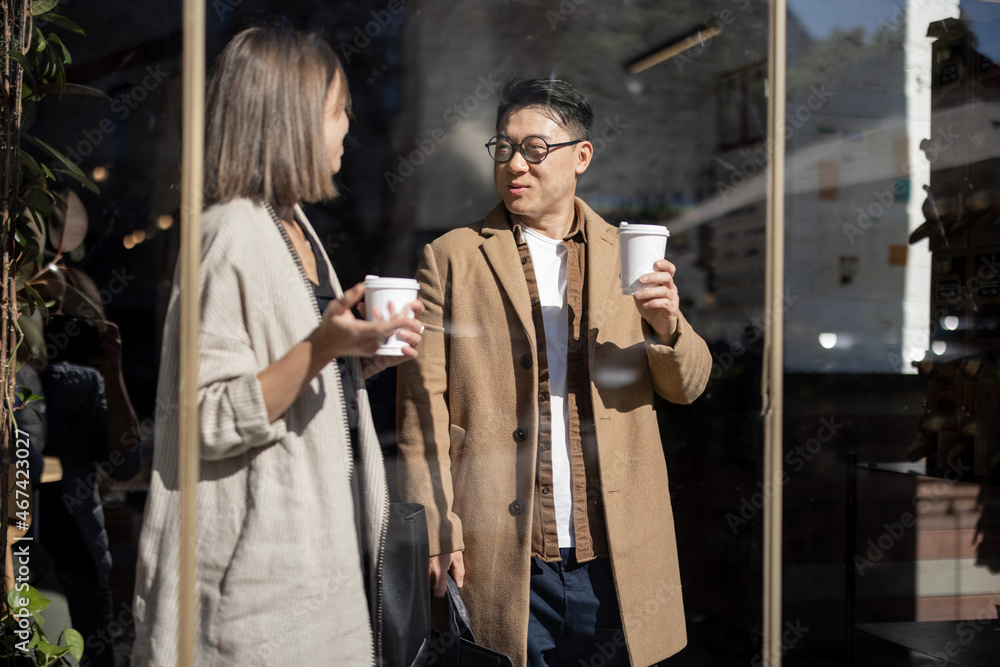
[204,26,349,207]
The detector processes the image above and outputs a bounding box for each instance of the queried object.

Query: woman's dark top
[299,219,369,596]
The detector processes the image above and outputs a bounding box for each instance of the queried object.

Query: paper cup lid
[618,222,670,236]
[364,275,419,290]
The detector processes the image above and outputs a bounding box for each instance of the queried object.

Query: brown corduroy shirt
[510,204,608,563]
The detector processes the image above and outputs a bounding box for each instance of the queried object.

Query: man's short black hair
[495,77,594,140]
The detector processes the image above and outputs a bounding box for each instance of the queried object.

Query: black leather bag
[376,505,512,667]
[381,502,433,667]
[424,574,514,667]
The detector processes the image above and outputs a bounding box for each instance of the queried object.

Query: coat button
[509,500,524,515]
[521,354,532,369]
[521,257,528,265]
[539,391,549,402]
[514,427,527,441]
[542,487,550,495]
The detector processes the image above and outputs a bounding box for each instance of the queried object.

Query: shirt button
[521,354,532,369]
[540,391,549,402]
[540,443,550,451]
[521,257,528,265]
[509,500,524,515]
[514,427,527,441]
[542,487,550,495]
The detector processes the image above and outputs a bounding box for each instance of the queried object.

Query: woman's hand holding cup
[315,282,424,362]
[358,296,425,378]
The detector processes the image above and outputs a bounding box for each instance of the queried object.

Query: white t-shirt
[522,225,575,547]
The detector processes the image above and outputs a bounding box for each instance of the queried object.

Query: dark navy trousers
[527,548,637,667]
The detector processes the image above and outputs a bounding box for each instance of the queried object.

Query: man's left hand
[359,299,425,379]
[360,326,423,378]
[632,259,681,345]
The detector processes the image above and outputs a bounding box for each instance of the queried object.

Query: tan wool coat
[132,199,388,666]
[397,199,712,667]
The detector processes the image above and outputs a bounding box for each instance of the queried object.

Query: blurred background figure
[17,263,141,667]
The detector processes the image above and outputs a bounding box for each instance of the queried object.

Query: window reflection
[23,0,1000,663]
[785,0,1000,663]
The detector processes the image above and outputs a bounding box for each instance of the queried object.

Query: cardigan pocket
[209,436,373,663]
[207,453,278,658]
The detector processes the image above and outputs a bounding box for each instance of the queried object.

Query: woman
[131,26,423,666]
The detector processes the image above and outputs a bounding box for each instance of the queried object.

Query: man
[397,78,711,667]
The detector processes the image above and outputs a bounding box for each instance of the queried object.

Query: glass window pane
[786,0,1000,664]
[12,1,785,663]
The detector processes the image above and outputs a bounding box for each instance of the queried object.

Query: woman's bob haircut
[204,26,349,207]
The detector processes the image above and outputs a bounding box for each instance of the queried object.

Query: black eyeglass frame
[485,135,586,163]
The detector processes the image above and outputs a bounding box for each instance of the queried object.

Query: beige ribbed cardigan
[131,198,388,666]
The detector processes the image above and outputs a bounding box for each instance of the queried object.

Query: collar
[508,200,588,245]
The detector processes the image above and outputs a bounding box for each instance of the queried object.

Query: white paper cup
[364,275,419,356]
[618,222,670,295]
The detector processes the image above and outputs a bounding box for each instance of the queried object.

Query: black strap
[445,574,476,643]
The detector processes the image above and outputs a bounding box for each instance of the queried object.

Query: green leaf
[4,49,30,68]
[33,82,109,99]
[64,83,109,99]
[22,184,58,212]
[43,14,85,35]
[20,150,41,176]
[45,43,66,90]
[62,270,105,320]
[35,636,70,660]
[19,230,45,259]
[47,33,71,66]
[16,389,44,405]
[51,168,99,195]
[27,586,51,626]
[10,585,52,620]
[22,278,43,298]
[4,49,38,92]
[20,311,46,355]
[42,56,56,80]
[19,282,44,311]
[21,98,37,130]
[60,629,84,661]
[6,585,47,620]
[23,134,86,179]
[32,0,60,16]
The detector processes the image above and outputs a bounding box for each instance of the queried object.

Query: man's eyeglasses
[485,135,585,164]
